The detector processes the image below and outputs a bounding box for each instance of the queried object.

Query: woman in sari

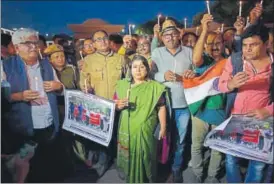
[114,55,168,183]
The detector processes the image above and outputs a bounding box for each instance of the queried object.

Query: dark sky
[2,1,206,35]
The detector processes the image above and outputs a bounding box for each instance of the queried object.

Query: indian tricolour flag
[183,59,227,115]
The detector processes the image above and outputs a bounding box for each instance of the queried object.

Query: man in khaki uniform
[80,30,126,99]
[79,30,126,177]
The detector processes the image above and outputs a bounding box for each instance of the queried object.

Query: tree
[192,0,273,27]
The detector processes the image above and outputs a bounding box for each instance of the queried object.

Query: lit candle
[221,23,224,33]
[84,77,88,93]
[126,89,130,99]
[196,26,199,35]
[79,50,84,60]
[246,16,250,27]
[165,16,168,20]
[129,24,132,35]
[173,60,177,74]
[158,14,161,26]
[184,18,187,29]
[173,60,177,82]
[126,89,130,106]
[206,1,211,15]
[38,49,43,59]
[260,0,263,5]
[34,77,39,91]
[239,1,242,17]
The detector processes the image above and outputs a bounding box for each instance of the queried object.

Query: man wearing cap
[44,44,79,91]
[151,20,195,182]
[2,28,63,182]
[44,43,79,124]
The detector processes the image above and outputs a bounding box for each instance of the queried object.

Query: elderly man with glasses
[128,36,152,69]
[2,28,63,182]
[151,20,195,183]
[79,30,126,177]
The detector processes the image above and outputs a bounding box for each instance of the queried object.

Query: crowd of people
[1,2,273,183]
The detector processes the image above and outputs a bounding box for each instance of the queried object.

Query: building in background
[68,19,124,39]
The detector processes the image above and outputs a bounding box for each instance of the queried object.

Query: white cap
[12,28,39,45]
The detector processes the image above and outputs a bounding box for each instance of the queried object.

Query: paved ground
[62,129,227,183]
[62,149,226,183]
[97,158,226,183]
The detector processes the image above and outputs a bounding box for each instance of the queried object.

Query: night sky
[2,1,206,35]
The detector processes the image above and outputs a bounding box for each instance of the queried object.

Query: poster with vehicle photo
[204,115,273,164]
[62,90,116,147]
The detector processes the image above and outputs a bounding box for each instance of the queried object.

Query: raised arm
[151,24,160,52]
[192,14,213,67]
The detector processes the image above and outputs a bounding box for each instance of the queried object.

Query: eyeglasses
[84,43,93,48]
[19,41,39,47]
[137,43,150,48]
[93,37,109,42]
[162,33,180,40]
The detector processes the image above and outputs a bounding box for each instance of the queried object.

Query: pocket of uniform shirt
[91,68,104,81]
[112,66,122,79]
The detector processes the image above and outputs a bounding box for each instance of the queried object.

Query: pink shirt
[218,55,273,115]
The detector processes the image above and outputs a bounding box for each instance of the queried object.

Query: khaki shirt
[80,51,126,100]
[56,64,79,89]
